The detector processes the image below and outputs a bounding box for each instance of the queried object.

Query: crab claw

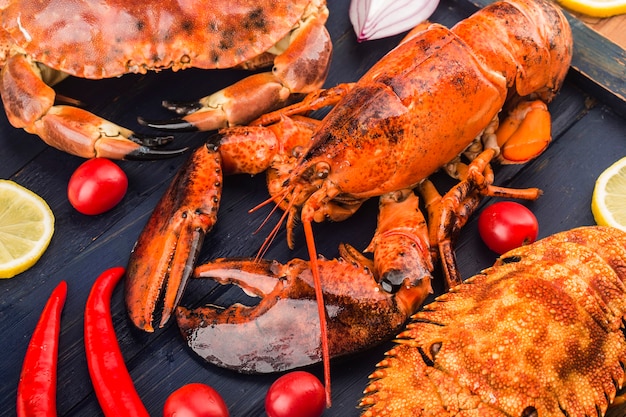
[125,144,222,331]
[138,13,332,133]
[137,115,198,132]
[122,132,190,160]
[138,72,296,132]
[28,106,188,160]
[161,99,204,115]
[1,54,187,160]
[176,256,418,373]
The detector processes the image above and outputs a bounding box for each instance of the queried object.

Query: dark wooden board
[1,0,625,416]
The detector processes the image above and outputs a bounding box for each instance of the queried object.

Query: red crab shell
[0,0,325,78]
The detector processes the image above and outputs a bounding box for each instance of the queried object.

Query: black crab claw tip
[129,132,175,147]
[162,99,204,115]
[125,145,189,161]
[137,116,199,132]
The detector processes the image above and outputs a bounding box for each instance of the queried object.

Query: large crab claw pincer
[125,144,222,332]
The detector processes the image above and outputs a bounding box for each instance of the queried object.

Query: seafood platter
[1,0,626,415]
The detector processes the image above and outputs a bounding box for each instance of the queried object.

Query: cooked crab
[0,0,332,159]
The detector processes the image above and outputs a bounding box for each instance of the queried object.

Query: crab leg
[125,144,222,331]
[139,9,333,132]
[0,54,185,159]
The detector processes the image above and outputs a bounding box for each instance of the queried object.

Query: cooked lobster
[124,0,573,396]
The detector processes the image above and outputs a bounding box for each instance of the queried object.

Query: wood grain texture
[578,13,626,50]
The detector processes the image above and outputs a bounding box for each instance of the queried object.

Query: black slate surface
[1,0,626,416]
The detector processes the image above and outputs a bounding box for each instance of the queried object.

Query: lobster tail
[452,0,572,101]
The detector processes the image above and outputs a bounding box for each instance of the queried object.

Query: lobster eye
[315,162,330,179]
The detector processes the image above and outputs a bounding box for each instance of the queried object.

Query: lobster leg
[140,10,333,132]
[216,115,320,176]
[249,83,355,127]
[125,144,222,331]
[419,148,543,288]
[364,190,434,304]
[175,189,434,372]
[0,55,185,160]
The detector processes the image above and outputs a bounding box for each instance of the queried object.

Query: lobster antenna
[255,205,291,262]
[248,186,288,213]
[249,186,295,261]
[303,220,332,407]
[251,184,331,402]
[250,188,290,235]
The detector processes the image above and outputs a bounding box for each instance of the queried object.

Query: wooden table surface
[578,13,626,50]
[1,0,625,416]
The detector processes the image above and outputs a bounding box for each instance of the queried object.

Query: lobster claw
[175,189,434,373]
[125,144,223,332]
[176,256,413,373]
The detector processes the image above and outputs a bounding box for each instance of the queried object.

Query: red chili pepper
[17,280,67,417]
[84,266,149,417]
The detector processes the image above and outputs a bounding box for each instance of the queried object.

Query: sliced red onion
[349,0,440,42]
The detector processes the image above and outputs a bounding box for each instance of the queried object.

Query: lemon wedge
[592,157,626,231]
[0,180,55,278]
[556,0,626,17]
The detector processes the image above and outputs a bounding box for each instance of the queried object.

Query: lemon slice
[592,157,626,231]
[556,0,626,17]
[0,180,55,278]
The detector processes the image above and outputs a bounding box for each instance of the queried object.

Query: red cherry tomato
[163,383,229,417]
[265,371,325,417]
[67,158,128,215]
[478,201,539,254]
